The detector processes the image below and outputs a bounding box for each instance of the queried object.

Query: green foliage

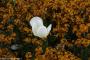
[42,40,48,54]
[81,47,88,60]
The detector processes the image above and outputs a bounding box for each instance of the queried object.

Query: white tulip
[30,17,52,38]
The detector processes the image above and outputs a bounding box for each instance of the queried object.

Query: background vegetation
[0,0,90,60]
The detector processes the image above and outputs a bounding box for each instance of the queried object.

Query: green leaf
[42,40,48,54]
[81,47,88,60]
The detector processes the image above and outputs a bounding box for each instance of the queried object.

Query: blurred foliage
[0,0,90,60]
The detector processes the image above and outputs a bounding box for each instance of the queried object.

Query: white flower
[30,17,52,38]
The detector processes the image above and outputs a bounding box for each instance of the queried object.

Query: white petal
[11,44,19,50]
[32,26,39,36]
[30,16,52,38]
[47,24,52,34]
[36,26,48,38]
[30,17,43,28]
